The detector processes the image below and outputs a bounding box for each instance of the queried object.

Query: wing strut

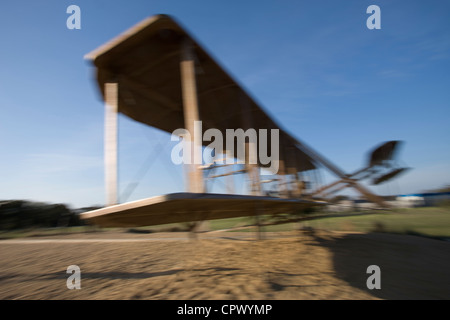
[180,38,204,193]
[104,82,119,206]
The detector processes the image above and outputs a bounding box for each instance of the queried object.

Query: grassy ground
[1,206,449,240]
[0,225,100,239]
[210,206,450,239]
[303,207,450,239]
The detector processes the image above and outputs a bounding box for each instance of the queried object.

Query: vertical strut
[104,82,118,206]
[180,39,204,193]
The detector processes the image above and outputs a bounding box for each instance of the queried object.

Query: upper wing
[85,14,316,173]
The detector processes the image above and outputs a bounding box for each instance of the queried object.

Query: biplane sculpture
[80,15,408,228]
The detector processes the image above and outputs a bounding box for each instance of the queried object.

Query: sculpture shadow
[309,231,450,299]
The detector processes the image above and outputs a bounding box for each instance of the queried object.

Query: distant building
[326,192,450,212]
[396,192,450,207]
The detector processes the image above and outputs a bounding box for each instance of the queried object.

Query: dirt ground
[0,229,449,300]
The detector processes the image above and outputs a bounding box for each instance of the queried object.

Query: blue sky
[0,1,449,208]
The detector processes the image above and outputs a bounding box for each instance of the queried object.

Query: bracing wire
[120,125,182,203]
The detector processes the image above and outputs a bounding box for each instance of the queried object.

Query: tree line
[0,200,100,230]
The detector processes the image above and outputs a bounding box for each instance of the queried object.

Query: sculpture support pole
[180,39,204,193]
[105,82,118,206]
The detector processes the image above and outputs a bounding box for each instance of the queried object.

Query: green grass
[297,207,450,238]
[209,216,254,230]
[1,207,449,240]
[0,225,100,239]
[207,206,450,238]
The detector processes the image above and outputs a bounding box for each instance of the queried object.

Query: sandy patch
[0,230,449,299]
